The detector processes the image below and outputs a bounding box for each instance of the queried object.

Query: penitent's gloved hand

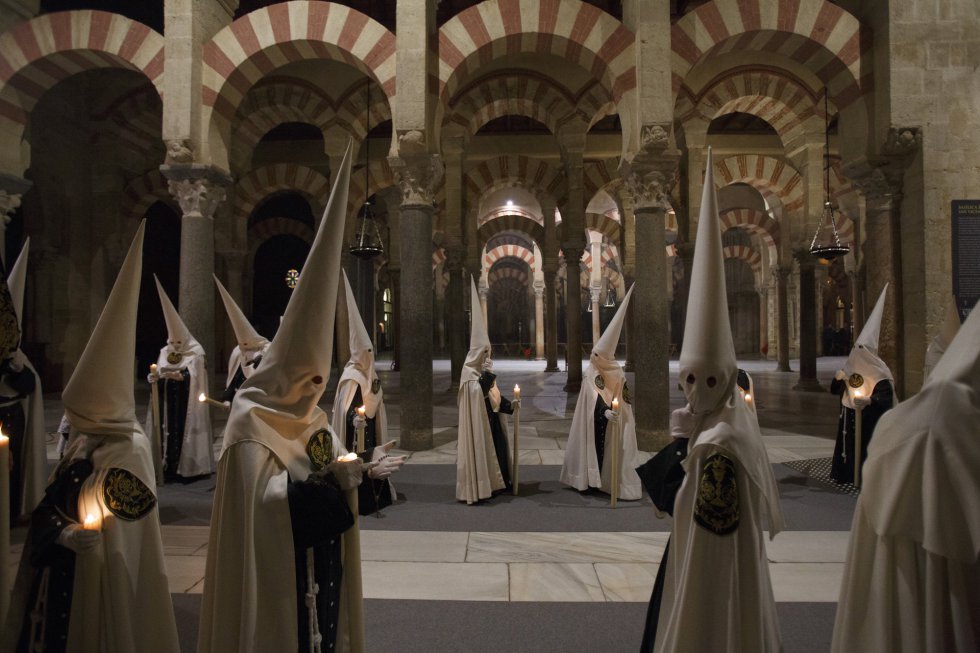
[604,409,619,422]
[852,395,870,410]
[57,524,101,552]
[325,458,367,491]
[352,414,367,430]
[368,454,406,480]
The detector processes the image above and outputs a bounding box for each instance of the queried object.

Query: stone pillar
[479,284,488,325]
[773,265,792,372]
[621,127,678,451]
[619,192,637,372]
[558,123,588,392]
[540,194,560,372]
[0,175,30,266]
[590,287,601,344]
[444,242,465,391]
[794,252,822,390]
[162,165,230,391]
[561,243,585,390]
[758,286,769,354]
[588,234,602,344]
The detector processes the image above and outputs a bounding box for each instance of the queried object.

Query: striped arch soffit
[723,244,763,281]
[348,158,396,215]
[99,85,163,157]
[483,243,536,273]
[202,1,397,171]
[478,213,544,246]
[675,67,831,149]
[828,158,856,245]
[714,153,803,215]
[670,0,869,110]
[230,78,391,172]
[465,155,566,207]
[437,0,636,128]
[488,264,530,288]
[122,169,176,221]
[0,11,165,173]
[719,208,779,264]
[248,216,316,260]
[234,163,331,222]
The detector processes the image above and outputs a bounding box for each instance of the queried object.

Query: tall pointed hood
[8,237,28,328]
[679,147,737,415]
[154,276,199,353]
[855,283,888,353]
[62,221,145,437]
[593,284,633,360]
[214,274,268,351]
[342,270,374,367]
[461,276,490,384]
[842,284,893,408]
[223,140,353,478]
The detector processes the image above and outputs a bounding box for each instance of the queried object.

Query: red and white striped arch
[723,244,762,278]
[714,154,803,214]
[671,0,867,108]
[465,155,566,208]
[347,158,396,214]
[477,213,544,247]
[438,0,636,106]
[483,243,536,271]
[585,212,620,241]
[122,169,175,221]
[248,216,316,259]
[719,207,779,262]
[488,263,530,288]
[0,11,164,174]
[202,1,396,170]
[234,163,331,222]
[583,158,622,201]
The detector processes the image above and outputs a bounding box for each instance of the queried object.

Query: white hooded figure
[830,285,896,484]
[1,221,180,653]
[214,274,270,400]
[199,141,374,653]
[831,301,980,653]
[922,296,960,380]
[560,284,641,500]
[1,238,46,519]
[148,278,213,479]
[456,276,518,504]
[642,148,785,653]
[331,270,398,514]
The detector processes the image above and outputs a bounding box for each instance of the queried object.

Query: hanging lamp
[349,84,384,259]
[808,91,849,260]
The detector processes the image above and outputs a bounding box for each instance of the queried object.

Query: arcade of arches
[1,0,977,451]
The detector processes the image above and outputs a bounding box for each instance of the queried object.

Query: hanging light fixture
[349,84,384,259]
[808,91,849,260]
[604,286,616,307]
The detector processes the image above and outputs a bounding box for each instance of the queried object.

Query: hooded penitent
[840,284,895,409]
[923,296,960,380]
[152,276,213,477]
[199,141,356,653]
[560,284,642,500]
[3,237,46,516]
[1,221,180,653]
[215,274,269,385]
[648,148,784,653]
[455,276,506,504]
[831,303,980,652]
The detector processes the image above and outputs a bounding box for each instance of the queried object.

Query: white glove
[834,369,846,381]
[325,458,366,491]
[57,524,101,552]
[853,396,870,409]
[147,371,159,384]
[482,357,494,372]
[369,454,406,480]
[604,409,619,422]
[511,399,521,409]
[352,414,367,430]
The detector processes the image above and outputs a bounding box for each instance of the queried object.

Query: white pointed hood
[62,222,145,437]
[679,147,737,415]
[7,237,28,328]
[336,269,381,417]
[587,284,633,403]
[923,296,960,379]
[462,276,490,384]
[223,140,353,481]
[342,270,375,376]
[154,276,202,356]
[214,274,268,351]
[842,284,894,408]
[593,284,633,360]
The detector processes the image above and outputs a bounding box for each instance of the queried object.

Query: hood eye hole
[312,375,323,385]
[707,376,717,388]
[686,374,696,384]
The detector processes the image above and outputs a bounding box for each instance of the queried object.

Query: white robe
[225,343,268,386]
[560,360,641,500]
[456,363,506,505]
[330,369,387,445]
[654,391,785,653]
[152,344,213,477]
[0,352,46,516]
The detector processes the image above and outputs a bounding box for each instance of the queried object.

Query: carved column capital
[771,265,792,282]
[560,243,585,264]
[389,153,443,208]
[619,128,679,211]
[161,164,231,219]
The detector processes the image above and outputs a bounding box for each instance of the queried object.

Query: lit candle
[198,393,231,411]
[338,452,358,462]
[355,406,367,452]
[612,397,619,411]
[513,384,520,399]
[745,393,753,402]
[83,513,102,532]
[357,405,367,418]
[0,427,9,623]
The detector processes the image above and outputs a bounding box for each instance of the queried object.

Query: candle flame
[745,393,752,402]
[612,398,619,409]
[198,393,207,403]
[84,514,97,527]
[150,363,157,373]
[339,452,358,462]
[357,405,366,416]
[0,422,6,441]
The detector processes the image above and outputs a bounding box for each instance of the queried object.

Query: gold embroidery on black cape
[848,373,864,389]
[102,468,157,521]
[306,429,333,471]
[694,453,739,535]
[594,374,605,390]
[166,351,183,365]
[0,273,19,360]
[371,378,382,394]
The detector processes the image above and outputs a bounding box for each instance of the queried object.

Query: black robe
[829,378,893,484]
[12,458,94,652]
[478,371,514,489]
[1,358,36,521]
[342,385,393,516]
[156,369,190,480]
[220,354,263,403]
[635,437,689,653]
[287,472,355,653]
[593,394,611,475]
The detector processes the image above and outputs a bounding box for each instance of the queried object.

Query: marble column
[561,244,585,391]
[162,165,230,391]
[540,194,560,373]
[557,124,588,392]
[794,252,822,390]
[619,192,637,372]
[390,150,443,451]
[534,284,545,359]
[773,265,792,372]
[590,287,601,344]
[621,131,677,451]
[758,286,769,355]
[479,285,488,325]
[0,174,30,266]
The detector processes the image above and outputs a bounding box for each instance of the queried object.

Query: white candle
[0,428,9,624]
[355,406,367,452]
[513,384,520,399]
[356,405,366,418]
[612,397,619,411]
[745,393,753,402]
[198,393,230,410]
[338,452,358,462]
[83,513,102,532]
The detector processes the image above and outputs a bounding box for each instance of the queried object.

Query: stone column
[588,234,602,344]
[534,284,545,359]
[773,265,792,372]
[385,196,403,372]
[444,242,465,391]
[0,174,30,266]
[793,251,822,390]
[620,127,678,451]
[162,165,230,391]
[590,287,601,344]
[619,192,637,371]
[560,243,585,390]
[540,194,560,372]
[389,148,442,451]
[558,123,588,392]
[758,286,769,354]
[479,284,488,325]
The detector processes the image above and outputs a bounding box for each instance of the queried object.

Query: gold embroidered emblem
[848,373,864,389]
[0,275,19,359]
[372,378,382,395]
[166,351,183,365]
[102,468,156,521]
[594,375,605,390]
[694,454,739,535]
[622,383,633,405]
[306,429,333,471]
